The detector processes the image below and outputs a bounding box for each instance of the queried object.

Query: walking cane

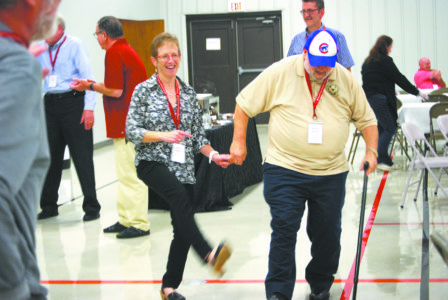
[353,161,369,300]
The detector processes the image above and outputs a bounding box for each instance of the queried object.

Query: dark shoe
[267,292,288,300]
[103,222,128,233]
[212,241,232,276]
[83,212,100,221]
[37,210,58,220]
[160,289,186,300]
[116,226,150,239]
[310,289,330,300]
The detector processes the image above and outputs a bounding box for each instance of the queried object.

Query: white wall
[59,0,448,145]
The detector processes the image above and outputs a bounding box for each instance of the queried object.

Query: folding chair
[391,98,411,160]
[434,115,448,195]
[427,88,448,102]
[400,122,448,208]
[430,87,448,95]
[429,102,448,152]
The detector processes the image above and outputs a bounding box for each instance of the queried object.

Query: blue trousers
[367,94,396,166]
[263,163,348,299]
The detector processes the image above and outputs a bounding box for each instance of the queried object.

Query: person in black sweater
[361,35,428,171]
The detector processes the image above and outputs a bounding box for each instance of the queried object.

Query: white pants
[113,138,149,231]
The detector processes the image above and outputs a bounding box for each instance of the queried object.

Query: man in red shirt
[71,16,149,239]
[414,57,446,89]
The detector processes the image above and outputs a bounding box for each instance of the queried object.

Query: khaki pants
[113,138,149,231]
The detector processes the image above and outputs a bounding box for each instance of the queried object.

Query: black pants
[137,160,212,289]
[40,91,100,215]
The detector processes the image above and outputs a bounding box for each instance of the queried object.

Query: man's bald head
[419,57,431,70]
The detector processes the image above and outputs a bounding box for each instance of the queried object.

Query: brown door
[186,11,282,124]
[119,19,165,77]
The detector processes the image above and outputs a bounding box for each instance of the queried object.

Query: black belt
[44,90,85,99]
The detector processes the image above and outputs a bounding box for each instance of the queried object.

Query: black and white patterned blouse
[126,74,209,184]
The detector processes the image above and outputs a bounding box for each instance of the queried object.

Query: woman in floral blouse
[126,32,232,300]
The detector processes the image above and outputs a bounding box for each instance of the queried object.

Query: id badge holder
[308,118,323,144]
[48,75,57,88]
[171,143,186,164]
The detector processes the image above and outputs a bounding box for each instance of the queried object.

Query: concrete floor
[36,124,448,300]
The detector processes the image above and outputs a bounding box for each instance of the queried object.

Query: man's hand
[28,43,47,57]
[81,110,94,130]
[70,78,94,92]
[28,43,50,77]
[360,151,377,176]
[229,140,247,165]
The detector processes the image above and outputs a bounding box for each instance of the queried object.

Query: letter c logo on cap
[319,43,329,54]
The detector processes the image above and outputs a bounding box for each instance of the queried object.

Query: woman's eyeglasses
[156,54,181,62]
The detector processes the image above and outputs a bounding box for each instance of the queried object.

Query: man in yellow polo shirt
[230,29,378,300]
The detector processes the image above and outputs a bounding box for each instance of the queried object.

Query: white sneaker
[377,163,392,171]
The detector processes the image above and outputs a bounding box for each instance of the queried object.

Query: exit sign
[229,0,245,12]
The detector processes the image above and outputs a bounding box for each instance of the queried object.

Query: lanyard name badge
[305,72,328,144]
[48,36,67,88]
[157,75,185,163]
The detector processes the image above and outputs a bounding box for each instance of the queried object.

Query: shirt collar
[50,33,67,48]
[305,23,325,36]
[113,38,127,46]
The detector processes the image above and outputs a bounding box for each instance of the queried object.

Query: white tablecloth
[397,102,437,134]
[420,88,436,94]
[397,94,422,104]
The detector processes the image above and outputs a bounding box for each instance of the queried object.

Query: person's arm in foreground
[229,104,250,165]
[360,125,379,175]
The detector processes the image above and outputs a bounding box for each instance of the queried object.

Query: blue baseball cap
[303,29,339,68]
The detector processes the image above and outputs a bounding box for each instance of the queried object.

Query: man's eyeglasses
[300,9,320,15]
[156,54,181,62]
[93,31,103,38]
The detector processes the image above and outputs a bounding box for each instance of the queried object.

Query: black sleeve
[385,56,419,96]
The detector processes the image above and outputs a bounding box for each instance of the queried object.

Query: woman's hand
[419,92,429,100]
[212,154,231,168]
[162,130,192,143]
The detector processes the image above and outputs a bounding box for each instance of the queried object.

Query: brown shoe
[212,241,232,276]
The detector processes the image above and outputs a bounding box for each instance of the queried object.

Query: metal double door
[187,11,283,124]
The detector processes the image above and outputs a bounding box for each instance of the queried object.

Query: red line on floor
[40,278,448,285]
[340,170,390,300]
[374,222,448,225]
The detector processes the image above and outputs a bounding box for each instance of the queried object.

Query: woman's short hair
[151,32,180,58]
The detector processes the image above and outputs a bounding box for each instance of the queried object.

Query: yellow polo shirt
[237,54,377,175]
